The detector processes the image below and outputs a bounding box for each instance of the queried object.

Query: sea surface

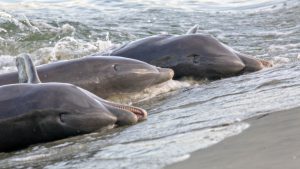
[0,0,299,168]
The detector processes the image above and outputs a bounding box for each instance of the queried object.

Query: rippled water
[0,0,300,168]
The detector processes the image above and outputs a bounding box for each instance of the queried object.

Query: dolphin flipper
[186,24,199,34]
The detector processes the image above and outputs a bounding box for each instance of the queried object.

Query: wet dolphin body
[0,56,174,99]
[102,26,272,79]
[0,54,147,152]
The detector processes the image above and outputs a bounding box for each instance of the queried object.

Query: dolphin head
[89,56,174,93]
[168,34,247,79]
[34,83,147,134]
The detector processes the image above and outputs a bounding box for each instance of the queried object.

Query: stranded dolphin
[101,25,272,79]
[0,54,147,152]
[0,55,174,99]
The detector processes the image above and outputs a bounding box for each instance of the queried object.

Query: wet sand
[166,107,300,169]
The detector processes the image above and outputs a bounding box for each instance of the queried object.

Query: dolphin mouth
[103,101,148,122]
[117,105,148,121]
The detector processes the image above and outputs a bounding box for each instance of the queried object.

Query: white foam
[107,79,196,104]
[0,55,17,73]
[0,35,114,73]
[0,11,24,31]
[30,47,56,65]
[269,43,300,53]
[60,24,75,35]
[21,14,41,33]
[0,27,7,33]
[50,36,114,61]
[273,56,290,64]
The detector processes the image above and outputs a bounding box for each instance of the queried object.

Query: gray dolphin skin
[103,26,272,79]
[0,55,174,98]
[0,54,147,152]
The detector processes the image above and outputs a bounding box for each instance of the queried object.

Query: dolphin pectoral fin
[186,24,199,34]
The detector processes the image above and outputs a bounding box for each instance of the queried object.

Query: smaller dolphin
[0,54,147,152]
[102,25,272,79]
[0,55,174,99]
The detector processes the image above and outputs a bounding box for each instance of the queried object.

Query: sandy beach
[166,107,300,169]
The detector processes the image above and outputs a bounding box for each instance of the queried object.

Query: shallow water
[0,0,300,168]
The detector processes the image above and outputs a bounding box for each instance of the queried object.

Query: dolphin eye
[187,54,200,64]
[59,112,67,123]
[112,64,119,71]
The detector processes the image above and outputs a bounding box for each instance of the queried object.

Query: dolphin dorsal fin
[186,24,199,34]
[16,54,41,84]
[16,57,28,83]
[23,54,41,84]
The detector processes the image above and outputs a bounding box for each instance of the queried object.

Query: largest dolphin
[101,26,272,79]
[0,55,174,99]
[0,54,147,152]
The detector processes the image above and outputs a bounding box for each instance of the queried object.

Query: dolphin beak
[153,67,174,84]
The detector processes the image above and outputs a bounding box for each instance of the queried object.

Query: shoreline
[165,107,300,169]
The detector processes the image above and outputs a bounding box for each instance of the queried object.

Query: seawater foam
[0,55,17,73]
[0,11,40,33]
[0,11,23,30]
[46,35,114,61]
[0,10,115,58]
[268,42,300,64]
[107,79,197,105]
[0,35,115,71]
[273,56,290,64]
[269,43,300,53]
[0,28,7,33]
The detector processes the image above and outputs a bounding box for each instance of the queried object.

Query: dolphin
[101,25,272,79]
[0,55,174,99]
[0,54,147,152]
